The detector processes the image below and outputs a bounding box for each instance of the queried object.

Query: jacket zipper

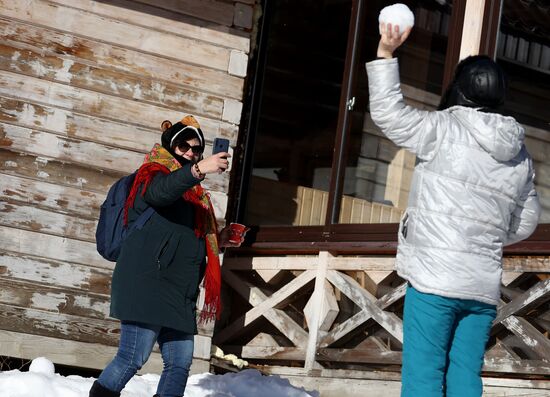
[157,239,169,270]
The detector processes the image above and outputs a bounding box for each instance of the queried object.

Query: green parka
[110,163,206,334]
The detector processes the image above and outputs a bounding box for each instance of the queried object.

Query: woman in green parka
[89,115,242,397]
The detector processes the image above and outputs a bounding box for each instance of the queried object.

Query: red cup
[228,223,249,244]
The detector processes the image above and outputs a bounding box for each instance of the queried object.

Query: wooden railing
[215,253,550,380]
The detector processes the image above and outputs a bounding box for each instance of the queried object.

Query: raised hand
[377,22,412,59]
[197,152,230,175]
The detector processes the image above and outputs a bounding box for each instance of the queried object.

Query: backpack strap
[128,206,155,233]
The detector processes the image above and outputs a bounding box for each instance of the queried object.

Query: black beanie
[438,55,508,110]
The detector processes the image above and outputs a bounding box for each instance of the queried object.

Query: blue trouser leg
[155,328,194,397]
[446,301,496,397]
[400,286,496,397]
[98,321,159,392]
[401,286,456,397]
[97,322,195,397]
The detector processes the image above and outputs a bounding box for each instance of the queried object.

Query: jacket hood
[450,106,524,161]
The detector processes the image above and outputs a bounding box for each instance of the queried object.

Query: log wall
[0,0,256,373]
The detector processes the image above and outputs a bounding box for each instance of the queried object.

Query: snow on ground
[0,357,319,397]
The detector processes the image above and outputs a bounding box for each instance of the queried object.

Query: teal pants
[401,286,496,397]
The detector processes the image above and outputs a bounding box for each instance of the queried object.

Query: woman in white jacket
[366,24,541,397]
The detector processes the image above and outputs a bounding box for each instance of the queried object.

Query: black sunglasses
[178,142,203,155]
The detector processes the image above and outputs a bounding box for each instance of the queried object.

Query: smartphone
[212,137,230,155]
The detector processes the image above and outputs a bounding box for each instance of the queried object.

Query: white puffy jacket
[366,58,540,305]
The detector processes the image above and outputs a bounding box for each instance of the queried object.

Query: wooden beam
[326,271,403,343]
[0,226,109,269]
[0,18,244,99]
[501,315,550,360]
[221,269,308,346]
[320,282,406,347]
[304,251,331,370]
[51,0,249,52]
[0,70,238,137]
[0,0,231,71]
[0,253,112,295]
[459,0,486,59]
[494,279,550,324]
[214,270,316,344]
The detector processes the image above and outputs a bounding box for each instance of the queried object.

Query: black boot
[89,380,121,397]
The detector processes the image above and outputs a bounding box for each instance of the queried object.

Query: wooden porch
[215,249,550,396]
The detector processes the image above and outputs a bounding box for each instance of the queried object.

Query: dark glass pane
[497,0,550,222]
[339,0,452,224]
[244,0,352,226]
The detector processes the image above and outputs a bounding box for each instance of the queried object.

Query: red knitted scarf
[123,144,221,323]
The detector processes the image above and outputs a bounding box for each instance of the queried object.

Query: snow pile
[0,357,319,397]
[378,3,415,34]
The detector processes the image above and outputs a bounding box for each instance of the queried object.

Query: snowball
[28,357,55,377]
[378,3,415,35]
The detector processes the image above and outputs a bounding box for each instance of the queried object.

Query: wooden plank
[0,41,225,118]
[1,122,230,196]
[501,315,550,359]
[0,226,109,269]
[0,329,163,373]
[483,357,550,375]
[0,201,97,241]
[482,377,550,390]
[222,269,308,346]
[0,173,103,218]
[0,70,238,139]
[222,256,319,271]
[494,279,550,324]
[0,96,158,153]
[459,0,486,59]
[329,257,395,271]
[304,252,330,370]
[0,147,229,196]
[214,270,316,344]
[0,302,120,346]
[0,18,244,99]
[0,0,231,71]
[0,329,210,374]
[0,278,109,319]
[503,256,550,272]
[133,0,235,27]
[225,345,305,361]
[320,283,406,347]
[1,121,143,173]
[52,0,249,52]
[0,252,112,295]
[0,149,121,193]
[316,347,401,365]
[326,270,403,343]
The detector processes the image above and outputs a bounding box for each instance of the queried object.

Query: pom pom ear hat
[161,115,205,153]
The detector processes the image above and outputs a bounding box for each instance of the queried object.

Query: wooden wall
[0,0,255,373]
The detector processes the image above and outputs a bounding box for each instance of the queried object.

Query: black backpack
[95,172,155,261]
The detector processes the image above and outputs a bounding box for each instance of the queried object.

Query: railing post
[304,251,331,370]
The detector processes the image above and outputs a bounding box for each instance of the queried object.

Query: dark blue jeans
[97,321,194,397]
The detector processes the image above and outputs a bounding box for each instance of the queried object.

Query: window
[239,0,457,229]
[496,0,550,222]
[242,0,352,226]
[338,0,452,224]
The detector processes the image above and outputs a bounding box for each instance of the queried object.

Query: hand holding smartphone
[212,137,230,156]
[212,137,230,173]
